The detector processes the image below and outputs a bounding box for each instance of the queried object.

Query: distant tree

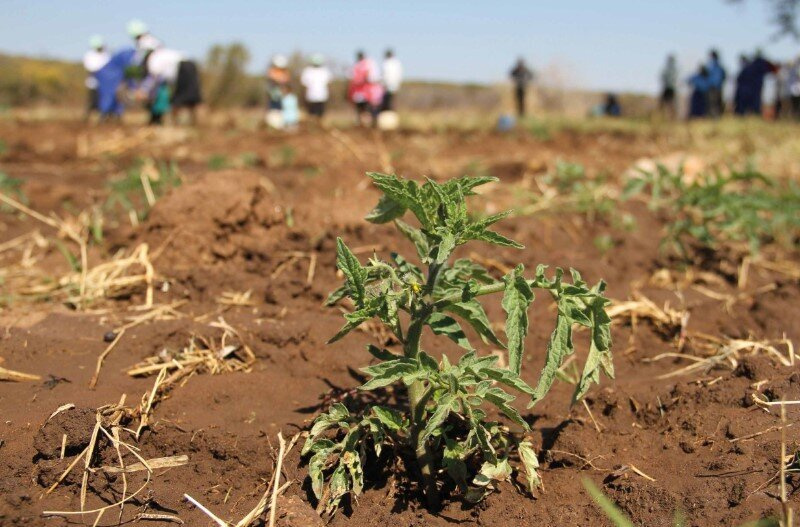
[204,42,252,107]
[727,0,800,39]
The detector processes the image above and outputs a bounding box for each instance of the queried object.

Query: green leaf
[582,478,635,527]
[482,366,535,396]
[335,238,367,307]
[427,312,473,350]
[422,393,455,441]
[371,406,406,431]
[484,387,529,429]
[395,219,430,262]
[474,229,524,248]
[327,464,350,513]
[360,358,419,390]
[435,229,457,264]
[366,193,406,223]
[443,300,503,347]
[368,173,431,229]
[327,301,379,344]
[302,403,350,455]
[443,440,469,491]
[502,265,534,374]
[529,311,574,407]
[573,295,614,402]
[518,441,542,496]
[309,448,332,499]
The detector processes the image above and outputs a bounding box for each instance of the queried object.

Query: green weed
[207,154,230,170]
[0,171,27,212]
[624,163,800,256]
[305,173,614,513]
[105,158,180,221]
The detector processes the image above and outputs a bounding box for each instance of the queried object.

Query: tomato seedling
[304,173,614,512]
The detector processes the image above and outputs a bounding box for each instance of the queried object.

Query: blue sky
[1,1,798,92]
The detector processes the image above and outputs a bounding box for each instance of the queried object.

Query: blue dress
[687,73,711,118]
[94,48,136,116]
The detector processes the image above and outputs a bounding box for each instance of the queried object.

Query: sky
[1,1,798,93]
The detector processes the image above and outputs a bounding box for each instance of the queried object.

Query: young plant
[624,163,800,257]
[0,171,28,213]
[105,158,180,222]
[304,173,614,512]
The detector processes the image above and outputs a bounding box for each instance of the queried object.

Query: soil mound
[141,169,286,268]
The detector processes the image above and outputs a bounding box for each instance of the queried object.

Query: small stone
[103,331,117,343]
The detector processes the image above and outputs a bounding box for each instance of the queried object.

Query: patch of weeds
[624,163,800,256]
[524,118,551,141]
[105,158,180,222]
[207,154,230,170]
[0,171,27,212]
[239,151,260,167]
[519,160,624,225]
[305,173,614,513]
[270,145,296,168]
[303,166,322,179]
[593,234,615,255]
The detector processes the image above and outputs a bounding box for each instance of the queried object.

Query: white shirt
[146,48,184,83]
[382,57,403,93]
[301,66,332,102]
[83,50,109,89]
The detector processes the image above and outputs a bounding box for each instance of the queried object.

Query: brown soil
[1,121,798,526]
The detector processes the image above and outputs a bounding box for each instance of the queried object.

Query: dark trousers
[792,96,800,119]
[515,86,527,117]
[382,91,396,112]
[708,87,724,117]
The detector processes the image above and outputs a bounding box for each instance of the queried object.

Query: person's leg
[382,91,394,112]
[515,86,525,117]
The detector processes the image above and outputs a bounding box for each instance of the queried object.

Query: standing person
[381,48,403,112]
[348,50,379,126]
[687,65,711,119]
[300,54,332,120]
[265,55,290,128]
[734,54,751,115]
[740,50,778,116]
[706,49,727,117]
[659,54,678,119]
[137,47,202,125]
[789,57,800,119]
[83,35,110,121]
[509,58,534,117]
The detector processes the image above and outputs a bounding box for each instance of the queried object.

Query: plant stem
[404,305,440,509]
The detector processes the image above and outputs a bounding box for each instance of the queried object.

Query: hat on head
[310,53,324,66]
[89,35,104,49]
[127,19,148,38]
[272,54,288,68]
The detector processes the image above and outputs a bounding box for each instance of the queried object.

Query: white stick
[183,494,227,527]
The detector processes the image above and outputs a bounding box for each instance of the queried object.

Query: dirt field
[1,117,799,526]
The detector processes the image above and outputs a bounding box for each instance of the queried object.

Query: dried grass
[41,397,188,524]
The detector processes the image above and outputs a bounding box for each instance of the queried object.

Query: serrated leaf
[309,447,333,499]
[327,302,379,344]
[435,229,457,264]
[327,464,350,513]
[573,296,614,402]
[395,219,430,262]
[302,403,350,455]
[482,366,535,396]
[502,265,534,374]
[443,300,503,347]
[336,238,367,307]
[484,387,529,429]
[529,311,574,407]
[422,393,455,441]
[371,406,406,431]
[428,312,473,350]
[360,358,419,390]
[518,441,542,496]
[475,229,524,248]
[366,193,406,223]
[368,173,431,229]
[443,440,469,491]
